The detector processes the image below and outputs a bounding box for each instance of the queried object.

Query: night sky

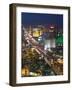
[21,12,63,29]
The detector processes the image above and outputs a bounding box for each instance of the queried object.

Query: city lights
[21,13,63,77]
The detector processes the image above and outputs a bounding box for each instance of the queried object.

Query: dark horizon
[21,12,63,29]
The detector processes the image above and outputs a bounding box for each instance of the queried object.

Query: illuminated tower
[44,25,56,51]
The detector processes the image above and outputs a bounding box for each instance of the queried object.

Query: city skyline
[21,12,63,77]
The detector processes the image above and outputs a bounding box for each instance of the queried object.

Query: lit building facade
[25,25,57,51]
